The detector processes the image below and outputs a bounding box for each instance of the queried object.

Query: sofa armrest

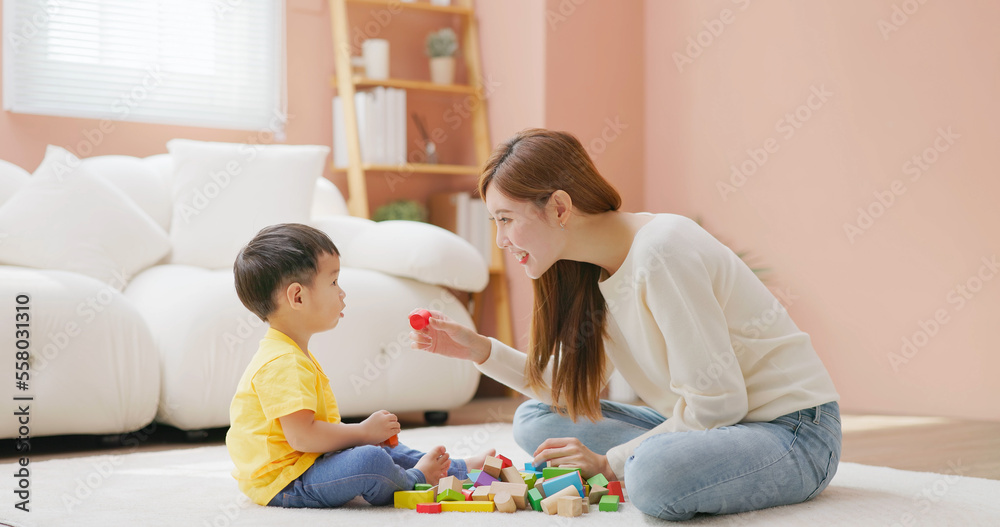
[340,220,489,293]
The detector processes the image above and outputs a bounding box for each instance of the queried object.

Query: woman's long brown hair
[478,129,622,421]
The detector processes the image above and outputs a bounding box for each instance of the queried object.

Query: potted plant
[426,28,458,84]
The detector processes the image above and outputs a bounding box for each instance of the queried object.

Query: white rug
[1,424,999,526]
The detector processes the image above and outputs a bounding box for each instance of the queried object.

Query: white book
[387,88,398,164]
[372,87,383,164]
[398,88,407,164]
[455,192,470,242]
[333,95,347,168]
[353,91,369,164]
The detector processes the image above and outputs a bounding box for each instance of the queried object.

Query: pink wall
[646,0,1000,421]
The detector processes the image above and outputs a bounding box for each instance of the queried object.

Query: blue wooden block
[540,471,584,498]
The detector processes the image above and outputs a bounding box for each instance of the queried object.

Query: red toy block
[409,309,431,330]
[607,481,625,502]
[387,434,399,447]
[496,454,513,469]
[416,502,441,513]
[461,488,474,500]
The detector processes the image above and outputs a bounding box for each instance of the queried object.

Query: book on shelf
[428,192,494,268]
[333,87,407,168]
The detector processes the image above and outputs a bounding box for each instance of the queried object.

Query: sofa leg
[424,411,449,426]
[184,429,210,442]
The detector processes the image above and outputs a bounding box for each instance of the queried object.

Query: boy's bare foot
[461,448,497,472]
[415,446,451,487]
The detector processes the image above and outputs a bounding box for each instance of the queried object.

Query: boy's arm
[280,409,400,453]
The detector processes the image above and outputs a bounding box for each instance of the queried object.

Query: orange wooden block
[387,434,398,447]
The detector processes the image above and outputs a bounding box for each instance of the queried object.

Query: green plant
[425,28,458,58]
[372,200,428,222]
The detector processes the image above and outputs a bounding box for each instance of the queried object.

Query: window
[3,0,286,131]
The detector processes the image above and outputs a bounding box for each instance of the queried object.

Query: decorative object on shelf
[372,199,428,222]
[430,0,452,6]
[362,38,389,79]
[425,27,457,84]
[411,112,438,164]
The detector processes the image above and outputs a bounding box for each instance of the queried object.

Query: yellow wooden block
[393,489,435,509]
[440,500,496,512]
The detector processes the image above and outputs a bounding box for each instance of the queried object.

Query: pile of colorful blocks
[393,454,623,516]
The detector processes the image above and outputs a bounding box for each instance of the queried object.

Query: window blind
[3,0,286,131]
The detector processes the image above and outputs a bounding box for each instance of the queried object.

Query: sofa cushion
[82,155,173,231]
[0,145,171,289]
[166,139,330,269]
[0,159,29,207]
[345,220,489,293]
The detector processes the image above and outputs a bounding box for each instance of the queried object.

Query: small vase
[429,56,455,85]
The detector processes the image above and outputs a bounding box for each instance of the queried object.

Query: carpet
[1,423,998,526]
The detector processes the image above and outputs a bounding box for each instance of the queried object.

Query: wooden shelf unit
[329,0,512,346]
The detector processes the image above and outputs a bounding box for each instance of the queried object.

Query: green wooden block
[527,487,544,512]
[599,494,620,512]
[520,472,537,489]
[462,481,474,489]
[587,473,609,489]
[435,488,464,502]
[542,467,581,480]
[414,483,433,491]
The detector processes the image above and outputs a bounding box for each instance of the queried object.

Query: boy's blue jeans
[267,443,468,508]
[513,399,842,522]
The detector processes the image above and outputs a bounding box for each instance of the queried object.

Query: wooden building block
[599,494,620,512]
[483,456,503,478]
[540,486,579,515]
[520,471,537,489]
[500,465,522,483]
[557,495,583,517]
[414,483,433,491]
[489,481,528,509]
[496,454,513,469]
[607,481,625,502]
[494,491,516,513]
[471,486,492,501]
[525,461,547,472]
[438,475,462,494]
[435,488,464,502]
[393,489,435,509]
[387,434,398,447]
[587,473,609,489]
[416,502,441,513]
[540,471,584,498]
[467,469,482,482]
[527,487,543,511]
[534,478,546,497]
[542,467,581,480]
[440,501,495,513]
[461,488,474,500]
[474,471,499,488]
[588,484,608,505]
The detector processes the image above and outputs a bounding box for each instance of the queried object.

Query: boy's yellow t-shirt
[226,327,341,506]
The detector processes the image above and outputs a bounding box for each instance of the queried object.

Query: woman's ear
[548,190,573,227]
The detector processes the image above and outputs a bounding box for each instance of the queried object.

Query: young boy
[226,223,492,508]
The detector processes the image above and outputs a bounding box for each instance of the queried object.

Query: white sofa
[0,141,486,438]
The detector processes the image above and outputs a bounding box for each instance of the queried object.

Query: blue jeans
[267,443,468,508]
[513,399,841,521]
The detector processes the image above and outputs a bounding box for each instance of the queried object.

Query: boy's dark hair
[234,223,339,322]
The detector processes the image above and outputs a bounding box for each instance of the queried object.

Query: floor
[4,397,1000,481]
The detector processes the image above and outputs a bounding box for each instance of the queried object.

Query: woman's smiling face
[485,188,564,279]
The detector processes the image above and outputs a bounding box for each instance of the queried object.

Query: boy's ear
[284,282,305,310]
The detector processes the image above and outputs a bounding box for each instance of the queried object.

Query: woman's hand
[409,309,491,364]
[360,410,401,445]
[532,437,617,481]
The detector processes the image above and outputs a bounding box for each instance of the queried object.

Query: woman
[409,128,841,521]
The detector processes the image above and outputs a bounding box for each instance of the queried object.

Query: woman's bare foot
[415,446,451,486]
[461,448,497,472]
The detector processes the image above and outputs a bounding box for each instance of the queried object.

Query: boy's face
[303,251,347,331]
